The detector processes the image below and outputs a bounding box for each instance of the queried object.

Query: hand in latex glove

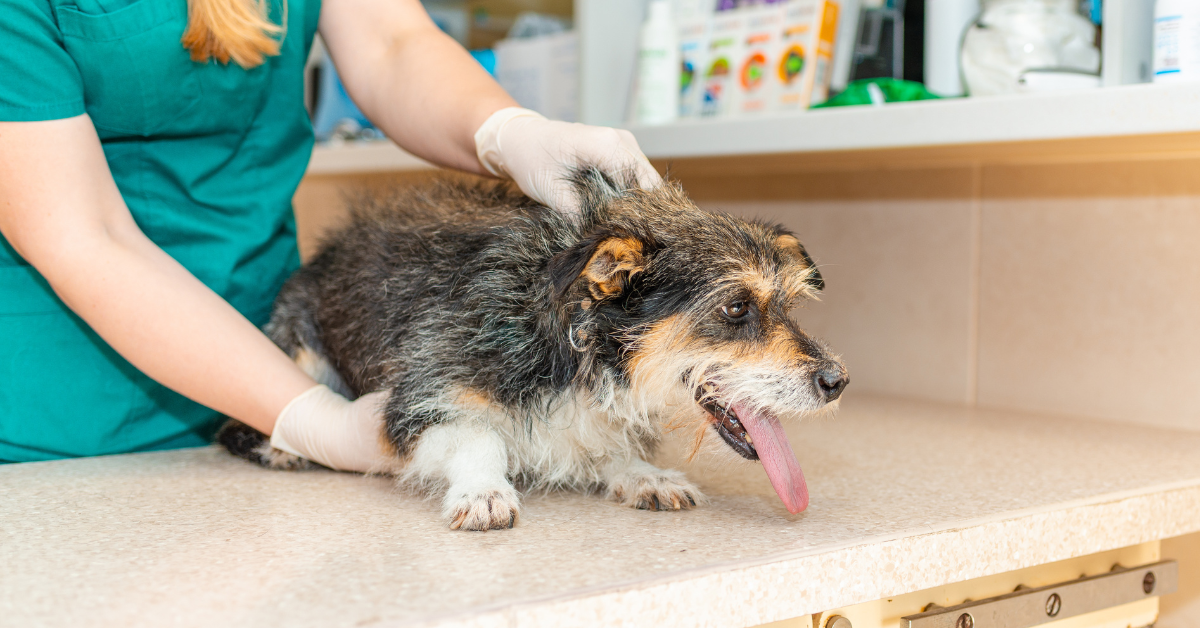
[270,385,394,473]
[474,107,663,215]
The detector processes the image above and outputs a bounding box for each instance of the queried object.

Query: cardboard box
[776,0,840,111]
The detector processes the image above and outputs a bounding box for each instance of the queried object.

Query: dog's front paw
[607,468,705,511]
[444,486,522,531]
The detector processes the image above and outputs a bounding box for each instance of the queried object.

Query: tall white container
[830,0,862,93]
[1154,0,1200,83]
[924,0,981,96]
[1102,0,1155,85]
[635,0,681,125]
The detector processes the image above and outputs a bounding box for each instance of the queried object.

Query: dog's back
[222,176,597,476]
[273,181,549,395]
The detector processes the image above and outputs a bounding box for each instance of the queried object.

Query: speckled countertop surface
[4,394,1200,628]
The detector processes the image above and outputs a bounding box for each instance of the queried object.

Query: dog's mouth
[696,383,810,514]
[698,384,758,461]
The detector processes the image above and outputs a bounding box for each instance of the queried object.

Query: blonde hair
[182,0,286,69]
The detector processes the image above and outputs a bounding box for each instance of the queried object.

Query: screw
[1144,571,1156,594]
[955,613,974,628]
[826,616,853,628]
[1046,593,1062,617]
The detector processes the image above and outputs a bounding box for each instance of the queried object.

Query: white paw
[444,485,522,531]
[607,468,705,511]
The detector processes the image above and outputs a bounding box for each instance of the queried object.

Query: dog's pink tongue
[734,403,809,514]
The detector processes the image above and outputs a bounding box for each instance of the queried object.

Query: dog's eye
[720,301,752,321]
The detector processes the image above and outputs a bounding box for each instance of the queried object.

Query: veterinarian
[0,0,661,464]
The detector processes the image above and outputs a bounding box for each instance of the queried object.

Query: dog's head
[549,170,847,513]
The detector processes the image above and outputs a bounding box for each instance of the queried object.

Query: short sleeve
[0,1,86,121]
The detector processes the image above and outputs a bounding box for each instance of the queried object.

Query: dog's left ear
[550,233,646,301]
[775,234,824,292]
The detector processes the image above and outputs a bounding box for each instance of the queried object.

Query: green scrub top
[0,0,321,462]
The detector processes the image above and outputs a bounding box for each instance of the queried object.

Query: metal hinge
[900,559,1177,628]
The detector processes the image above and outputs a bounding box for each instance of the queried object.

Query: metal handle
[900,560,1177,628]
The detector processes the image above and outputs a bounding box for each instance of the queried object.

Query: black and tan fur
[220,169,847,530]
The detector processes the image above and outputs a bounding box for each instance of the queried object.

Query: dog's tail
[217,267,331,471]
[216,420,317,470]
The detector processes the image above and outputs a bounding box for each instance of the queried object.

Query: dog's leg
[406,421,520,531]
[602,456,705,511]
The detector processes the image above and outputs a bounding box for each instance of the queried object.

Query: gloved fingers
[478,108,664,215]
[571,126,662,190]
[270,384,395,474]
[613,128,664,190]
[527,169,581,216]
[352,389,390,416]
[548,187,581,216]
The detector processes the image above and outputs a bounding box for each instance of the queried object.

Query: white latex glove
[474,107,663,215]
[269,385,395,473]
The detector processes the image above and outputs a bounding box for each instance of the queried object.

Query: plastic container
[924,0,981,96]
[1154,0,1200,83]
[635,0,681,125]
[960,0,1100,96]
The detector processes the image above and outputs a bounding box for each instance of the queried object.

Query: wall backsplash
[295,154,1200,433]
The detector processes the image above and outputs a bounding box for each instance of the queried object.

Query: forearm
[0,116,312,434]
[320,0,516,174]
[43,228,315,433]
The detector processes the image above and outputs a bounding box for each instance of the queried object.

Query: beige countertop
[4,394,1200,628]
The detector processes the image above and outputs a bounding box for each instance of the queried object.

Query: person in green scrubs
[0,0,662,466]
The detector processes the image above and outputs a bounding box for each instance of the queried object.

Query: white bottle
[635,0,681,125]
[924,0,981,96]
[1154,0,1200,83]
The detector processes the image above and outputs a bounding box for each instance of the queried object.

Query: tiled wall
[1163,531,1200,627]
[706,157,1200,432]
[296,154,1200,432]
[713,198,980,406]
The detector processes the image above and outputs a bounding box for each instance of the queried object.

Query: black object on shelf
[849,1,905,82]
[902,0,924,84]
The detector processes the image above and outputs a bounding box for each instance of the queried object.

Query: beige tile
[983,156,1200,199]
[293,171,453,260]
[659,131,1200,184]
[673,165,978,202]
[1161,531,1200,628]
[710,199,977,404]
[977,195,1200,431]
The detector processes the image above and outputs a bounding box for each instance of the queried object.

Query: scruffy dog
[220,169,847,530]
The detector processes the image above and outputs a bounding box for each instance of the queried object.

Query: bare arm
[319,0,518,174]
[0,116,315,434]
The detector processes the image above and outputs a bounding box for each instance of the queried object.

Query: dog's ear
[775,233,824,292]
[550,233,646,301]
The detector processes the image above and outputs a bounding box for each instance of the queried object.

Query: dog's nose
[815,367,848,401]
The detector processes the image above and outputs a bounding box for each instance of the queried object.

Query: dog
[219,168,847,530]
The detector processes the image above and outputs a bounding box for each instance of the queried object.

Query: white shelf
[305,82,1200,176]
[307,139,432,175]
[630,82,1200,159]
